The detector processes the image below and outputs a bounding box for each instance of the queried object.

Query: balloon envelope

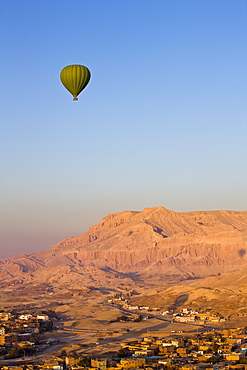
[60,65,91,100]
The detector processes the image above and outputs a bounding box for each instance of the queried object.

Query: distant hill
[1,207,247,289]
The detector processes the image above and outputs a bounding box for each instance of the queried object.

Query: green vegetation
[60,349,67,357]
[7,347,20,358]
[110,314,143,323]
[117,348,131,357]
[78,357,91,366]
[205,355,219,364]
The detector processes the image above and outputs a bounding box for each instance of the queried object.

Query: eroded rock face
[1,207,247,288]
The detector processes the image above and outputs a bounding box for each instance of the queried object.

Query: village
[0,310,57,360]
[107,295,228,324]
[0,308,247,370]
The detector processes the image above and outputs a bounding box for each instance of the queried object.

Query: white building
[19,314,33,320]
[37,315,49,321]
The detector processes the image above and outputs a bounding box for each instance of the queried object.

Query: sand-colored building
[181,366,196,370]
[66,356,81,366]
[222,328,244,338]
[159,345,175,354]
[0,334,5,345]
[218,343,232,352]
[0,312,12,320]
[176,347,188,356]
[199,344,212,351]
[43,358,62,368]
[142,337,154,343]
[155,339,164,345]
[0,326,5,335]
[91,358,107,370]
[134,349,154,356]
[226,337,244,345]
[224,352,245,361]
[118,358,146,368]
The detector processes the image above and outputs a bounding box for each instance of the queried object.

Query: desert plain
[1,206,247,360]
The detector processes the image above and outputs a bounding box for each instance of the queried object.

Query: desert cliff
[1,207,247,288]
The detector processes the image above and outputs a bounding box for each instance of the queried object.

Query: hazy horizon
[1,0,247,257]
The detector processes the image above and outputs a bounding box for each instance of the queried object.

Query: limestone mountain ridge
[1,206,247,289]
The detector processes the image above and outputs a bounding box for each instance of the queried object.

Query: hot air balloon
[60,64,91,101]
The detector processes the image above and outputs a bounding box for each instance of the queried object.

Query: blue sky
[1,0,247,257]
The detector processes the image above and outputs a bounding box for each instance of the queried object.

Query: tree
[206,333,214,340]
[60,349,67,357]
[21,345,36,355]
[29,336,39,344]
[117,348,130,357]
[78,357,91,366]
[7,347,20,358]
[206,356,218,364]
[212,343,219,353]
[239,358,247,364]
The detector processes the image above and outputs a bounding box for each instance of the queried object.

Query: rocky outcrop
[0,207,246,288]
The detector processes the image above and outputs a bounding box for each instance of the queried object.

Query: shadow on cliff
[88,286,119,294]
[100,266,144,284]
[238,249,246,258]
[168,293,189,311]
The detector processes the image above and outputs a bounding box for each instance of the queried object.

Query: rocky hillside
[1,207,247,288]
[126,267,247,319]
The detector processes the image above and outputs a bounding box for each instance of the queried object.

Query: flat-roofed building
[224,352,245,361]
[118,358,146,368]
[0,335,5,345]
[91,358,107,370]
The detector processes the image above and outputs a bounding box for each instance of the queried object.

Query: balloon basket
[73,97,78,101]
